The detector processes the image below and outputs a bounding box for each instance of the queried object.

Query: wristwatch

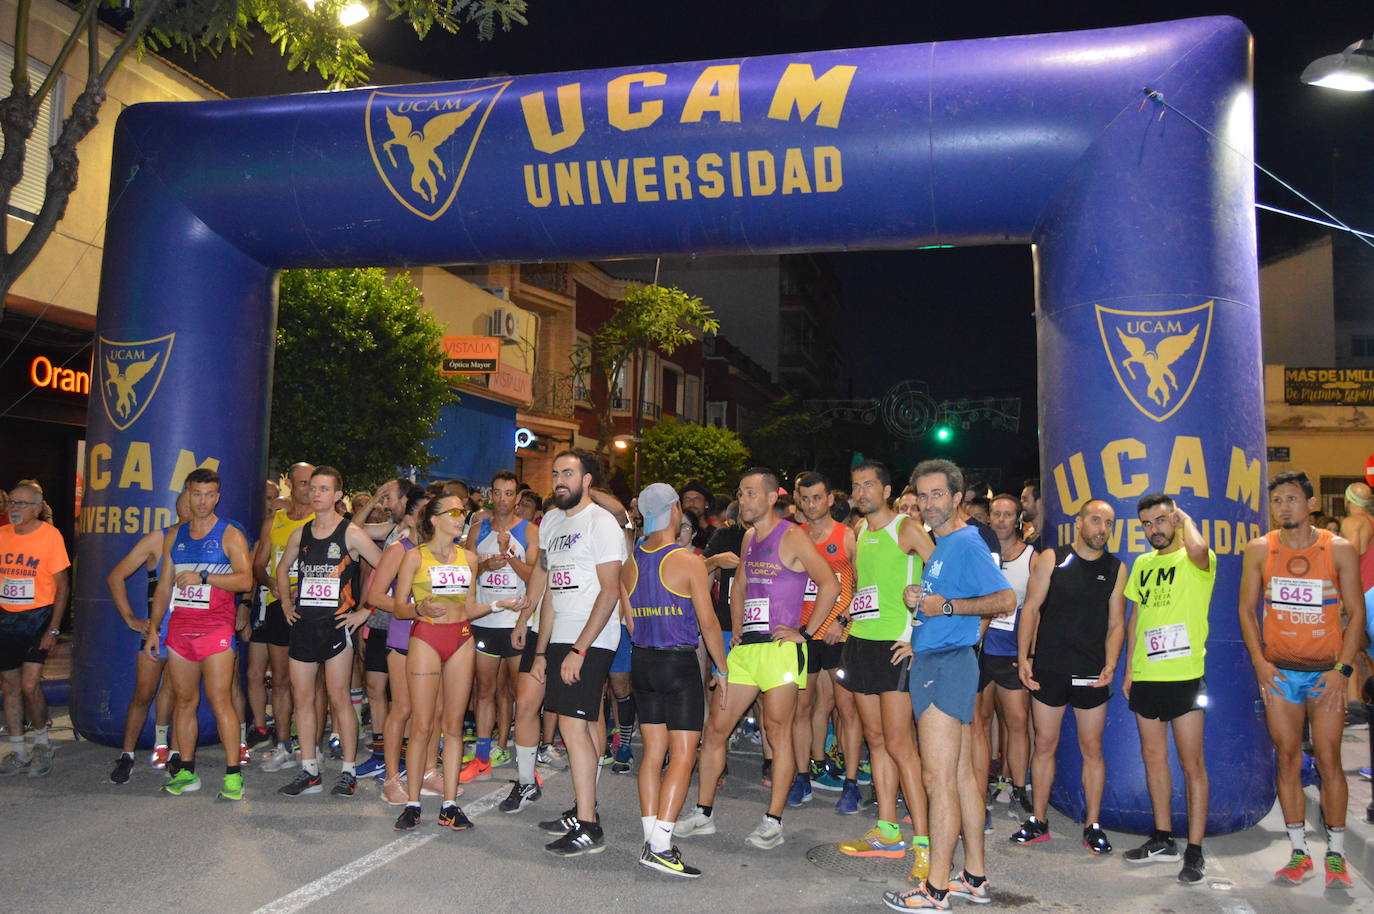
[1333,662,1354,678]
[941,600,954,616]
[199,569,209,585]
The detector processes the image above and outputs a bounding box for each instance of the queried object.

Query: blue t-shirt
[914,525,1011,653]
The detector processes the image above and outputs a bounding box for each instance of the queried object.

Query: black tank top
[296,517,360,618]
[1034,544,1120,674]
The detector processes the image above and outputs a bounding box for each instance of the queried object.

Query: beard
[552,481,583,510]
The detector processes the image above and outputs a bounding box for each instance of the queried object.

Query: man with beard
[1020,481,1045,552]
[1013,500,1125,856]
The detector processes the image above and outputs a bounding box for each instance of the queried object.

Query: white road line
[251,774,553,914]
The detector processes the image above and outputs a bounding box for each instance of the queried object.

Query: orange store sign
[30,355,90,394]
[441,336,500,374]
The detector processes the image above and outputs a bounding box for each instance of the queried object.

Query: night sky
[356,1,1373,478]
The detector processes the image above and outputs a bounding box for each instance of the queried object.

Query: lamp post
[1301,38,1374,91]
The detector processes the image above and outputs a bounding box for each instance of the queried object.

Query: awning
[425,393,516,486]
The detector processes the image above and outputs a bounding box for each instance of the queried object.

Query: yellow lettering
[93,507,105,533]
[681,65,741,123]
[697,153,725,198]
[632,156,660,201]
[151,508,171,534]
[105,506,120,532]
[607,72,666,131]
[1052,452,1091,515]
[124,506,141,534]
[728,151,743,196]
[523,164,552,207]
[1101,437,1148,499]
[1128,518,1147,552]
[520,84,585,154]
[1108,519,1124,553]
[1163,436,1209,498]
[89,442,112,491]
[780,147,812,194]
[766,63,857,128]
[554,161,584,206]
[585,160,602,204]
[1225,446,1261,511]
[169,450,220,493]
[118,440,153,491]
[814,146,842,192]
[600,159,629,203]
[747,150,776,196]
[662,155,691,200]
[1214,519,1232,555]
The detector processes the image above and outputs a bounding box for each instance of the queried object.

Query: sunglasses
[442,507,466,519]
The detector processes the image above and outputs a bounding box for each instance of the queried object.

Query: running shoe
[857,759,872,786]
[490,746,511,767]
[499,779,542,814]
[261,745,297,772]
[420,769,444,797]
[947,871,991,905]
[245,726,271,748]
[835,780,862,815]
[1083,823,1112,855]
[1178,846,1205,885]
[539,808,580,836]
[1324,853,1352,890]
[166,752,184,777]
[840,827,910,858]
[110,755,135,784]
[909,842,931,882]
[882,880,950,911]
[673,806,716,838]
[239,743,251,766]
[1009,785,1032,817]
[786,773,812,807]
[761,758,773,788]
[0,751,26,777]
[381,777,408,805]
[327,733,342,760]
[460,757,492,783]
[150,745,169,769]
[988,776,1011,805]
[356,756,385,777]
[545,821,605,856]
[279,770,323,796]
[610,743,633,774]
[163,769,201,795]
[1009,817,1050,845]
[394,804,421,830]
[746,815,785,850]
[811,760,844,792]
[29,743,53,777]
[219,772,244,801]
[332,772,358,797]
[438,803,474,831]
[1124,834,1179,863]
[536,743,569,771]
[639,843,702,878]
[462,742,476,764]
[1360,766,1372,781]
[1274,850,1313,884]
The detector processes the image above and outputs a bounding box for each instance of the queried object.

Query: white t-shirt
[540,503,627,651]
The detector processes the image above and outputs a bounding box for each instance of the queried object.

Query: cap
[639,483,679,534]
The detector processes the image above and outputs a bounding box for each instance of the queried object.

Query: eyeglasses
[443,507,466,519]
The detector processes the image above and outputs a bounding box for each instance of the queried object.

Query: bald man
[1340,483,1374,715]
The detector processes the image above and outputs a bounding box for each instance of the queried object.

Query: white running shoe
[673,806,717,838]
[261,745,298,772]
[746,815,784,850]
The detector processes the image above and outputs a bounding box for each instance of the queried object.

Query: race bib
[1270,576,1324,625]
[549,563,579,593]
[429,564,471,596]
[173,583,211,611]
[742,597,770,634]
[1,576,34,604]
[274,546,300,585]
[299,576,340,608]
[1144,621,1191,662]
[849,585,880,622]
[480,568,518,593]
[804,576,819,598]
[989,605,1020,632]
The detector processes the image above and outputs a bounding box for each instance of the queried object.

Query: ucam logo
[97,333,174,432]
[1095,301,1213,423]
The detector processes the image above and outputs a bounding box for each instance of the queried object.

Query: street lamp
[1301,38,1374,92]
[302,0,370,27]
[613,434,643,490]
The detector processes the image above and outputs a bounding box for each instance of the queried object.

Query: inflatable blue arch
[74,16,1268,834]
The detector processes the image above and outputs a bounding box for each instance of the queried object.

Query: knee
[1179,753,1207,781]
[1078,738,1104,763]
[1033,734,1057,757]
[1312,743,1342,771]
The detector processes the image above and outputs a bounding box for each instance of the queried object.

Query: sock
[1186,843,1203,859]
[226,765,241,776]
[595,760,604,785]
[963,871,986,887]
[303,758,320,776]
[843,777,857,789]
[766,812,782,826]
[699,804,714,819]
[1327,826,1345,857]
[441,800,457,811]
[1286,822,1308,854]
[182,760,196,773]
[516,744,537,785]
[1153,828,1173,843]
[407,801,420,809]
[914,835,930,848]
[371,732,384,760]
[155,725,169,746]
[578,818,600,834]
[798,767,811,785]
[876,820,900,843]
[350,687,365,724]
[32,728,49,746]
[476,737,491,764]
[650,819,674,853]
[239,723,246,745]
[343,761,356,775]
[121,751,134,760]
[642,814,656,842]
[616,694,636,745]
[925,881,947,901]
[9,736,29,761]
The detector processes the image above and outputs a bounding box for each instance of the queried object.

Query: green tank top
[852,514,923,642]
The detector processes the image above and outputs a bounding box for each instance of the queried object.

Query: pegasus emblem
[1115,326,1198,409]
[381,103,479,205]
[104,353,161,420]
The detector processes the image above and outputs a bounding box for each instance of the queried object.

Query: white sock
[343,761,356,775]
[1286,822,1308,854]
[1328,826,1345,857]
[650,819,675,853]
[642,814,656,842]
[596,761,604,785]
[155,725,169,746]
[32,728,49,746]
[303,757,320,776]
[239,723,247,745]
[9,736,28,760]
[516,744,537,785]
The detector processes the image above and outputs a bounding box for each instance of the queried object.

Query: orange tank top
[1261,529,1342,670]
[800,520,854,636]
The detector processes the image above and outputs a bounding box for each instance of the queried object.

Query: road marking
[251,774,553,914]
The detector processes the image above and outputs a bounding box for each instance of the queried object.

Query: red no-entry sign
[1366,454,1374,487]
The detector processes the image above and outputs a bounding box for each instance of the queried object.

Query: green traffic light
[935,426,952,441]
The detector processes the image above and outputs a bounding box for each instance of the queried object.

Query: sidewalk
[1305,716,1374,884]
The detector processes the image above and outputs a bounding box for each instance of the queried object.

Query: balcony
[612,396,660,419]
[529,369,576,419]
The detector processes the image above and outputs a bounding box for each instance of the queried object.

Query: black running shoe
[539,808,580,836]
[1124,834,1179,863]
[545,821,605,856]
[110,755,135,785]
[438,803,474,831]
[639,843,702,878]
[1010,816,1050,845]
[394,804,421,830]
[499,780,542,814]
[1010,785,1033,817]
[279,769,324,796]
[1178,846,1205,885]
[1083,823,1113,855]
[331,771,358,797]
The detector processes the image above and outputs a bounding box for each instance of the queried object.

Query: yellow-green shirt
[1124,547,1216,682]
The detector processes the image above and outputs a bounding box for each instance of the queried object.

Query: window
[683,375,701,423]
[1352,335,1374,359]
[0,43,63,220]
[1320,475,1361,520]
[661,367,679,416]
[706,401,727,428]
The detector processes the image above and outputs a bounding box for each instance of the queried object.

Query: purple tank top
[629,543,698,648]
[742,520,807,634]
[385,539,418,652]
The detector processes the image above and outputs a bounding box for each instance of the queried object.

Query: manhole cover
[806,844,911,884]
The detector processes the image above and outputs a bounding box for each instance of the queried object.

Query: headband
[1345,484,1372,508]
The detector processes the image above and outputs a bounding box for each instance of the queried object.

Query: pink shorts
[166,621,235,663]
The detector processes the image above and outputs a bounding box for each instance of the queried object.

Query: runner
[896,487,922,524]
[250,462,313,772]
[391,494,527,830]
[1012,499,1125,855]
[1238,473,1364,889]
[974,494,1033,819]
[105,491,192,783]
[789,472,857,813]
[675,467,839,851]
[143,469,254,799]
[839,460,933,877]
[0,481,71,778]
[1020,480,1045,552]
[1120,493,1215,885]
[884,459,1013,911]
[463,470,539,783]
[1339,482,1374,718]
[274,467,382,798]
[624,483,729,877]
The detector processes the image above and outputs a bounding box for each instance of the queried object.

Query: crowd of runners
[0,454,1369,908]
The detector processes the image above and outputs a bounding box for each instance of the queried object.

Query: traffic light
[934,425,953,442]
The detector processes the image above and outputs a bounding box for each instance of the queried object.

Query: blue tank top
[169,517,241,624]
[629,543,697,648]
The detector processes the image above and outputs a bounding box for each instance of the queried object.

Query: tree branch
[99,0,171,86]
[32,0,98,110]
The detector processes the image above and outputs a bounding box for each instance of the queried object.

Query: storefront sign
[1266,446,1289,463]
[29,354,90,394]
[489,364,532,402]
[1283,367,1374,405]
[441,336,500,374]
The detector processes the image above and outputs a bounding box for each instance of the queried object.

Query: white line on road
[251,774,555,914]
